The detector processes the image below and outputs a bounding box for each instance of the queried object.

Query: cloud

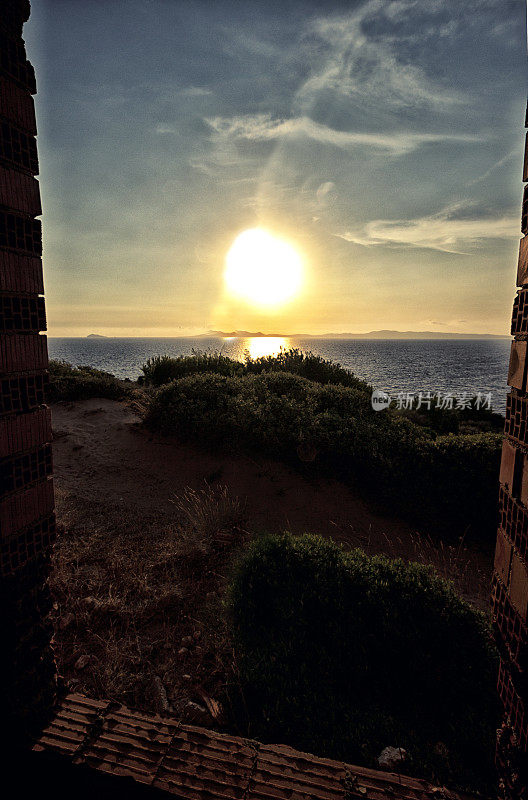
[336,203,519,253]
[155,124,177,134]
[205,113,479,155]
[180,86,212,97]
[316,181,335,201]
[295,1,465,113]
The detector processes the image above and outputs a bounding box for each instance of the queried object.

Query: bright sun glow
[224,228,303,307]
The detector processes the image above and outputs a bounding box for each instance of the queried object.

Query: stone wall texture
[0,0,57,745]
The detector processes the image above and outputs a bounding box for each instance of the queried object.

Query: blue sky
[25,0,526,335]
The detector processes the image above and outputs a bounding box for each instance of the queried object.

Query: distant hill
[309,330,510,340]
[201,330,289,338]
[200,329,509,340]
[86,333,108,338]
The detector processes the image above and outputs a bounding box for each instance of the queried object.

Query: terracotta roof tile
[81,706,178,784]
[154,724,257,799]
[33,693,110,758]
[33,695,480,800]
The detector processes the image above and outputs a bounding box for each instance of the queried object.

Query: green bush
[144,370,502,536]
[47,360,130,402]
[245,347,370,391]
[141,352,244,386]
[229,532,498,792]
[140,348,371,390]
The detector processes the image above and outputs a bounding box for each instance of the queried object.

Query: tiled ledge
[33,694,479,800]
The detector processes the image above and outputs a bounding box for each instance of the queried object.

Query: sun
[224,228,303,307]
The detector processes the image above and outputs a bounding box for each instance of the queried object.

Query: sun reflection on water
[244,337,290,359]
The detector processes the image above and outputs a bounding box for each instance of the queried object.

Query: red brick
[0,332,48,373]
[520,453,528,507]
[511,288,528,335]
[0,407,51,457]
[0,164,41,215]
[518,236,528,286]
[0,370,48,414]
[0,250,43,293]
[0,75,36,134]
[505,391,528,448]
[498,485,528,562]
[492,572,528,677]
[500,438,519,491]
[0,477,54,539]
[510,552,528,620]
[495,528,513,586]
[508,340,528,390]
[498,659,528,752]
[0,293,46,333]
[0,512,56,574]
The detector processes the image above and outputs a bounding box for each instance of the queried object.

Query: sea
[47,337,512,414]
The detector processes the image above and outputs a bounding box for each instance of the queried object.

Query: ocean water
[47,337,512,413]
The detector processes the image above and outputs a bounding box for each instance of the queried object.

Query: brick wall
[0,0,57,745]
[492,107,528,797]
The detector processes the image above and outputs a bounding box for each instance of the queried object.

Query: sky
[25,0,527,336]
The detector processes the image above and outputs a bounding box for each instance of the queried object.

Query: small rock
[183,701,209,725]
[377,746,407,770]
[75,654,97,671]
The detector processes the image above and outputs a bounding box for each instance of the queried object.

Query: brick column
[492,104,528,796]
[0,0,57,746]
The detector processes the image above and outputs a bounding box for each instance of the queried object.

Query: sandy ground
[52,398,418,549]
[51,397,492,604]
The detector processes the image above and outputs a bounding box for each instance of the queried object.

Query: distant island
[201,329,509,340]
[86,333,109,338]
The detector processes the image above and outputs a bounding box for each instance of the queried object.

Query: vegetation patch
[228,532,499,793]
[143,351,502,537]
[48,360,133,402]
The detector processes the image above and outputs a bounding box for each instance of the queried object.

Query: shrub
[144,370,502,537]
[140,348,371,390]
[47,360,130,402]
[245,347,370,391]
[141,352,244,386]
[229,532,498,792]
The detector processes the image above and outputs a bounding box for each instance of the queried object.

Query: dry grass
[172,485,247,554]
[339,523,490,609]
[50,476,489,732]
[50,483,246,722]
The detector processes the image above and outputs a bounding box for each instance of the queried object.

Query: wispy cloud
[295,1,465,113]
[205,113,479,155]
[180,86,212,97]
[337,203,519,254]
[155,124,177,134]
